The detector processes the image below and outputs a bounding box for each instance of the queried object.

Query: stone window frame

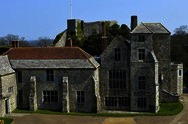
[138,35,146,42]
[17,71,22,83]
[76,91,85,105]
[105,97,130,108]
[137,97,147,108]
[138,76,146,90]
[108,70,126,89]
[46,70,54,81]
[8,86,13,93]
[138,49,145,61]
[42,90,58,103]
[114,48,121,61]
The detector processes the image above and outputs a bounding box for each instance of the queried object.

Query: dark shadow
[183,87,188,93]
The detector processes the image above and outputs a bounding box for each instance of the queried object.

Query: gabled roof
[131,23,170,34]
[0,55,15,76]
[3,47,99,69]
[101,35,129,57]
[3,47,91,60]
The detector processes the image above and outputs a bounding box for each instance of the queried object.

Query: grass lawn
[0,117,13,124]
[13,101,183,117]
[156,101,183,116]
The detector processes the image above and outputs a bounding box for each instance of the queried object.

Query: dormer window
[138,35,145,42]
[114,48,121,61]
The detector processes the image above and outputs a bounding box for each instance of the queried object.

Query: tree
[36,37,53,47]
[171,25,188,87]
[83,30,102,55]
[120,24,130,40]
[174,25,188,35]
[0,34,25,46]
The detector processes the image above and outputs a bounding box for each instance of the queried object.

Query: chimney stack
[101,21,107,52]
[65,38,73,47]
[131,15,138,31]
[12,41,19,48]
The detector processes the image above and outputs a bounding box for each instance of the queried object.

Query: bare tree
[36,37,53,47]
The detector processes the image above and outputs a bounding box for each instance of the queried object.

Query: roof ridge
[77,47,91,59]
[2,48,13,56]
[158,23,171,34]
[142,22,153,33]
[77,47,98,68]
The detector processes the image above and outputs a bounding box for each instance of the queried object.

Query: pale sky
[0,0,187,40]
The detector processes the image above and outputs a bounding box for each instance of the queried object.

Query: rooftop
[131,23,170,34]
[0,55,15,76]
[3,47,91,60]
[3,47,99,69]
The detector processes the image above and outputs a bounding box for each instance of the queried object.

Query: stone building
[0,16,184,116]
[100,16,183,113]
[54,19,116,47]
[3,42,100,113]
[0,55,17,117]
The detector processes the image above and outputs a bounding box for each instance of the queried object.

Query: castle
[0,16,183,116]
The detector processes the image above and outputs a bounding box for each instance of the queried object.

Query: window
[138,49,145,60]
[43,91,58,103]
[105,97,130,107]
[138,35,145,42]
[114,48,121,61]
[119,97,130,107]
[109,70,126,89]
[138,76,146,89]
[179,70,182,77]
[46,70,54,81]
[77,91,85,105]
[105,97,117,107]
[8,86,13,93]
[17,71,22,83]
[137,98,147,108]
[17,90,23,102]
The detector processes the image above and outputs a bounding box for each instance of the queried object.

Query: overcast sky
[0,0,187,40]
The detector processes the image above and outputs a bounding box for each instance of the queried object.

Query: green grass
[156,102,183,116]
[0,117,13,124]
[12,101,183,117]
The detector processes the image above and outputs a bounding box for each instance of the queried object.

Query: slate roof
[131,23,170,34]
[3,47,99,69]
[0,55,15,76]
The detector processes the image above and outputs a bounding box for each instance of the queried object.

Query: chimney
[12,41,19,48]
[131,15,138,31]
[101,21,107,52]
[65,38,73,47]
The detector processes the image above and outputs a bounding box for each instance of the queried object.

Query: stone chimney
[131,15,138,31]
[101,21,107,52]
[12,41,19,48]
[65,38,73,47]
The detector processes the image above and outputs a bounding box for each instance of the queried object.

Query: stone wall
[100,36,130,111]
[16,68,98,112]
[130,62,158,112]
[83,22,101,37]
[171,63,183,95]
[130,34,159,112]
[0,73,17,117]
[160,90,179,102]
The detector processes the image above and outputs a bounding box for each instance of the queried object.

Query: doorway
[5,99,9,114]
